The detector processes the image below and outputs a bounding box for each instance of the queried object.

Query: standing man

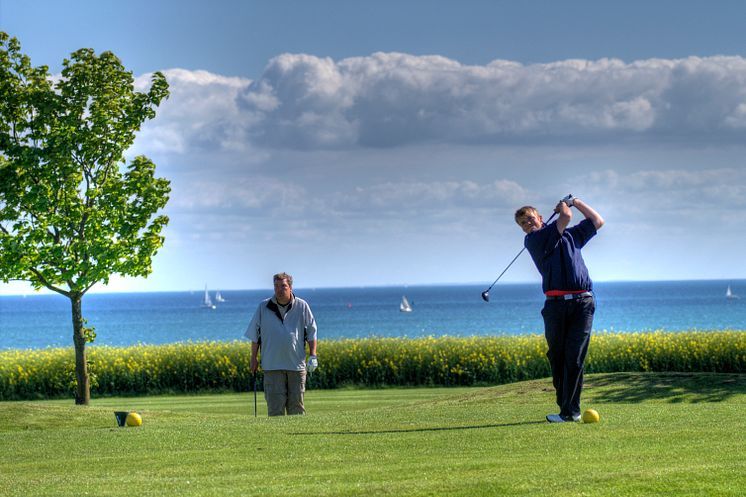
[245,272,318,416]
[515,195,604,423]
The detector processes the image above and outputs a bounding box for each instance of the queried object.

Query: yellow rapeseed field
[1,331,744,400]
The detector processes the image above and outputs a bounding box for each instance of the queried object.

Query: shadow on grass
[292,420,545,436]
[585,372,746,404]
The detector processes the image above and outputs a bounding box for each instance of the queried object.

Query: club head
[481,291,490,302]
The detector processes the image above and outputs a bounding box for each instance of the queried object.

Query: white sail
[201,285,216,309]
[726,285,739,299]
[400,295,413,312]
[215,291,226,303]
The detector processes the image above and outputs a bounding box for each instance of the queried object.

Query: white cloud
[130,54,746,155]
[233,53,746,149]
[133,69,253,155]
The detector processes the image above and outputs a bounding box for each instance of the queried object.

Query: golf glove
[560,194,575,207]
[307,355,318,373]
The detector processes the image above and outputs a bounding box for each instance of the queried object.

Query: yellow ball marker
[582,408,600,423]
[125,412,143,427]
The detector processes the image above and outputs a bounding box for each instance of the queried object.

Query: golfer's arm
[251,342,260,360]
[307,340,317,356]
[556,202,572,234]
[574,199,605,230]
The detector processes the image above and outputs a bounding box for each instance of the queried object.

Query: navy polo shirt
[524,218,598,294]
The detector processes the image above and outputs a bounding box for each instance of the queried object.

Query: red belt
[545,291,593,301]
[545,290,587,296]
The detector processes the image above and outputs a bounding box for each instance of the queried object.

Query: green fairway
[2,372,745,497]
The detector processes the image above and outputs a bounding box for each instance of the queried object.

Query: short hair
[273,272,293,287]
[514,206,540,225]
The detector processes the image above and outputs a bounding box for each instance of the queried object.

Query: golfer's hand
[306,355,318,373]
[250,356,259,373]
[554,201,571,215]
[560,194,574,207]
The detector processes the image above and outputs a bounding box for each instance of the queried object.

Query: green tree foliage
[0,32,171,404]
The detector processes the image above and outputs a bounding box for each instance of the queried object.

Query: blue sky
[1,1,745,294]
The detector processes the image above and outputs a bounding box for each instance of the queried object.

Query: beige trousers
[263,370,306,416]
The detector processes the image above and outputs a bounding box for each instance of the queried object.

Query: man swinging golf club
[515,195,604,423]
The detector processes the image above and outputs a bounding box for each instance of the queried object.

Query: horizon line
[1,277,745,297]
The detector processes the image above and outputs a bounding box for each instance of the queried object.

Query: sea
[1,280,745,351]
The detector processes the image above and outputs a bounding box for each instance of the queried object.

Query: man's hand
[250,356,259,373]
[560,194,575,207]
[554,198,573,234]
[554,200,572,216]
[306,355,318,373]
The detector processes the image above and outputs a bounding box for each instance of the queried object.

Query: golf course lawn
[1,372,745,497]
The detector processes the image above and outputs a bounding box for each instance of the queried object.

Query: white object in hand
[306,355,318,373]
[560,194,575,207]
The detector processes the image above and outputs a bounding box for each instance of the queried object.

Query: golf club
[252,372,257,417]
[481,196,572,302]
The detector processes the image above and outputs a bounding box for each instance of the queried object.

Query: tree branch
[28,266,70,298]
[83,280,97,294]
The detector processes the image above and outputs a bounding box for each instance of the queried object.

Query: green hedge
[1,331,745,400]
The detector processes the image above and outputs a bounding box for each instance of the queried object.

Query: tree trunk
[71,294,90,405]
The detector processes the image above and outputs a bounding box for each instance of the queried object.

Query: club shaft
[253,374,257,417]
[486,247,525,291]
[485,211,558,292]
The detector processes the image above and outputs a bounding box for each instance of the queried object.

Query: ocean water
[1,280,745,351]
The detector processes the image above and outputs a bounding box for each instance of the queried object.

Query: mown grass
[1,372,745,497]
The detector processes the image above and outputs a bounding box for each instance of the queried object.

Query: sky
[1,0,745,294]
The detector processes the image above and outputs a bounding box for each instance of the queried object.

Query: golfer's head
[515,206,543,234]
[273,272,293,302]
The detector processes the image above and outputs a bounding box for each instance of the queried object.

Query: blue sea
[1,280,745,351]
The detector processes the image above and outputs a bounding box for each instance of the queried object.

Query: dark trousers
[541,296,595,418]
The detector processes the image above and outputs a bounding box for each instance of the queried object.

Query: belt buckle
[563,294,573,300]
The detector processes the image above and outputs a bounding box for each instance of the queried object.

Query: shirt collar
[271,294,295,306]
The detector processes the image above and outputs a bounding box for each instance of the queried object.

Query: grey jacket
[244,296,317,371]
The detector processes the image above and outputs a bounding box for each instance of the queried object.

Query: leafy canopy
[0,32,171,296]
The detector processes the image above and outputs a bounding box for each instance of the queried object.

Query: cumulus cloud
[132,53,746,153]
[133,69,253,154]
[235,53,746,149]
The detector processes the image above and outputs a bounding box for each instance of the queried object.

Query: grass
[1,372,745,496]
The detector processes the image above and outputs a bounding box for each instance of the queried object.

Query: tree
[0,32,171,404]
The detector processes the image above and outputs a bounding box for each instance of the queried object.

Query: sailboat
[726,285,740,300]
[400,295,413,313]
[215,291,226,303]
[201,285,216,309]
